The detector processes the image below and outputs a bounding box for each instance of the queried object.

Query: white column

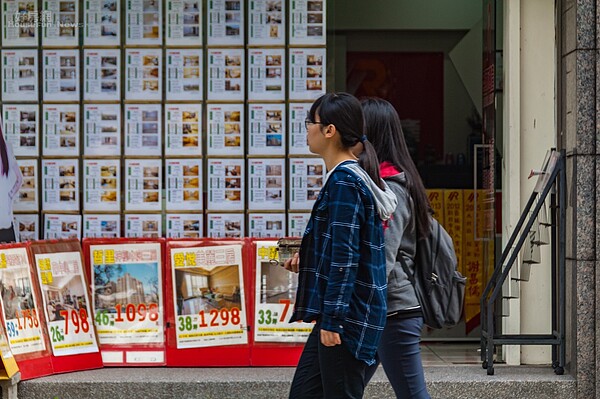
[501,0,521,366]
[518,0,556,364]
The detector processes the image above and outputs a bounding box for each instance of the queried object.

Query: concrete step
[15,365,575,399]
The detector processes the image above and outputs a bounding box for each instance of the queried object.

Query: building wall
[559,0,598,396]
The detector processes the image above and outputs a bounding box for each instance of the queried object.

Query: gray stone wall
[560,0,597,397]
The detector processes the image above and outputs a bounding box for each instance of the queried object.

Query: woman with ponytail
[283,92,397,398]
[0,127,22,243]
[362,97,431,399]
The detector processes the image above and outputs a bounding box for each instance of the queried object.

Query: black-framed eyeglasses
[304,118,324,130]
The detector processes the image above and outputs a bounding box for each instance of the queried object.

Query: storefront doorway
[331,0,501,340]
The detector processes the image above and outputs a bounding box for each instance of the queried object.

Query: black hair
[361,97,431,238]
[309,92,384,189]
[0,128,8,177]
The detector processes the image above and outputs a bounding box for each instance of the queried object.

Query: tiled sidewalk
[422,342,482,366]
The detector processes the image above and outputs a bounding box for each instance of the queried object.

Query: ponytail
[358,139,385,190]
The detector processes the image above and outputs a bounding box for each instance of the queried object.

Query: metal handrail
[480,149,565,376]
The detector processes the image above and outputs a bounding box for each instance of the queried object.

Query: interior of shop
[326,0,503,341]
[328,0,502,189]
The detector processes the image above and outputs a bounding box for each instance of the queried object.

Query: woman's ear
[323,124,336,138]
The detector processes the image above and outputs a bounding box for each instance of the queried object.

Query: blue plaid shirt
[290,161,388,364]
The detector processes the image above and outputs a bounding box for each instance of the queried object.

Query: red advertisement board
[28,239,103,374]
[249,239,309,366]
[0,242,53,380]
[82,238,166,366]
[165,239,252,366]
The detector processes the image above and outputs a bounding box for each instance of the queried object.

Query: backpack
[397,216,467,329]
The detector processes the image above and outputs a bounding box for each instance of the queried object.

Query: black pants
[0,224,16,244]
[289,321,367,399]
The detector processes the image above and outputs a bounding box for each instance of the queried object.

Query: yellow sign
[427,190,444,225]
[463,190,484,326]
[443,190,464,276]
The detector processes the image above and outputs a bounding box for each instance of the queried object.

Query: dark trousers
[289,322,368,399]
[0,224,16,244]
[365,316,430,399]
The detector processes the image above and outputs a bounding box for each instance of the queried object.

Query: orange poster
[426,190,444,225]
[463,190,484,332]
[443,190,463,276]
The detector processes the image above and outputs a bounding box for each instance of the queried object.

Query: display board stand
[0,243,54,380]
[249,239,309,366]
[165,239,252,366]
[82,238,167,367]
[28,239,103,374]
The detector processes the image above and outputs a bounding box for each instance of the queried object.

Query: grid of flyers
[3,0,327,241]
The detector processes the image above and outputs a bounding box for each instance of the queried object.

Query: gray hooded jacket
[383,172,421,313]
[337,162,398,221]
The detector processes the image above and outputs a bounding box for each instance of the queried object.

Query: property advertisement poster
[287,212,310,237]
[124,104,162,157]
[14,159,38,212]
[83,0,121,46]
[83,214,121,239]
[288,103,312,155]
[83,49,120,101]
[0,246,46,355]
[83,159,121,212]
[166,49,203,101]
[125,214,162,238]
[248,158,285,210]
[13,214,39,241]
[165,158,203,211]
[248,48,285,101]
[248,103,285,155]
[166,0,202,45]
[170,244,247,348]
[289,48,326,101]
[2,104,39,157]
[164,103,202,156]
[42,50,79,102]
[124,159,162,212]
[206,103,244,156]
[42,104,79,157]
[289,0,325,45]
[166,214,203,239]
[207,49,244,101]
[125,49,162,101]
[125,0,162,45]
[34,251,99,356]
[206,213,244,238]
[42,0,79,46]
[207,158,245,211]
[90,243,164,345]
[288,158,325,210]
[248,0,284,46]
[2,0,38,47]
[207,0,243,46]
[1,49,38,102]
[43,214,82,240]
[248,214,285,238]
[83,104,121,156]
[254,240,313,342]
[41,158,79,212]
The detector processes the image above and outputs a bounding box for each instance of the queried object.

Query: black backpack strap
[396,250,415,285]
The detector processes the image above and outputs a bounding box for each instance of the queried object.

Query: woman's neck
[321,148,358,171]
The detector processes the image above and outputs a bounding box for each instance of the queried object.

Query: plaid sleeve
[320,176,362,333]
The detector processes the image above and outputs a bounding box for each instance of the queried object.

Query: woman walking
[284,92,397,399]
[362,97,431,399]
